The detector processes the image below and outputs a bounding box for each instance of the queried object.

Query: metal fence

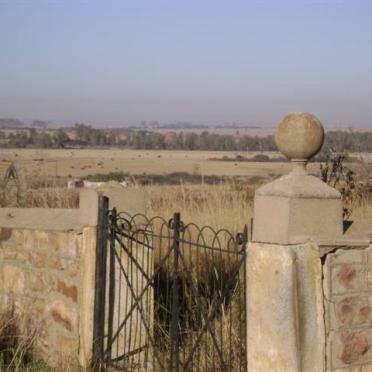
[93,196,248,371]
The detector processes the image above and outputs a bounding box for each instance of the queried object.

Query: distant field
[0,148,291,180]
[0,148,370,182]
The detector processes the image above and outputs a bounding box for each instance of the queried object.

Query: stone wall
[324,245,372,371]
[0,227,85,367]
[0,190,99,370]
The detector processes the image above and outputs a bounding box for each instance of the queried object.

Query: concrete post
[248,112,342,372]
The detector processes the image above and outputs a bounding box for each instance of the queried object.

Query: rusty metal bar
[92,195,109,370]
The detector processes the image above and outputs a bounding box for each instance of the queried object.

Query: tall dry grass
[0,309,51,372]
[0,182,79,209]
[145,181,255,234]
[352,196,372,220]
[0,305,80,371]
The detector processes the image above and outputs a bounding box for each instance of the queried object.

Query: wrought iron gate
[93,196,248,371]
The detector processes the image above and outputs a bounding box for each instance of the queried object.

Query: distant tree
[107,131,117,145]
[38,132,53,147]
[55,129,70,147]
[184,133,198,150]
[8,132,28,147]
[74,123,91,142]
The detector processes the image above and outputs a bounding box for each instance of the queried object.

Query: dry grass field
[0,148,299,180]
[2,149,371,181]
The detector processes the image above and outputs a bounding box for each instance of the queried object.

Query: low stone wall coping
[0,208,81,231]
[0,189,99,231]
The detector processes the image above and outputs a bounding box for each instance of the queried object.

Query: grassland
[0,148,306,180]
[2,148,371,180]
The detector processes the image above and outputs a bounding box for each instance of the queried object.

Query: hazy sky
[0,0,372,127]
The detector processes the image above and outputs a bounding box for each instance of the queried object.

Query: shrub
[87,171,129,182]
[320,152,372,219]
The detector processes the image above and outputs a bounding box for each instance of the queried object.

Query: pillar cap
[253,112,343,244]
[275,112,324,170]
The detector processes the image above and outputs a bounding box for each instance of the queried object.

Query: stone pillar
[248,112,343,372]
[96,181,145,215]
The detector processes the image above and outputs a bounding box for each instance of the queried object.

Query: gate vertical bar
[107,208,117,363]
[93,195,109,370]
[242,224,248,372]
[170,212,181,372]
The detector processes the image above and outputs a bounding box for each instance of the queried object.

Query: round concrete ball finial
[275,112,324,161]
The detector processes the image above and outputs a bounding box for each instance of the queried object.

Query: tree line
[1,123,372,153]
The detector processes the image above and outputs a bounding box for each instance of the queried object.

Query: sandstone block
[27,271,55,293]
[292,242,325,371]
[10,229,24,246]
[48,231,69,253]
[96,185,146,215]
[248,242,299,372]
[24,229,37,250]
[247,241,325,372]
[29,251,64,271]
[57,280,78,302]
[67,260,79,277]
[67,234,80,258]
[0,228,12,241]
[2,249,17,260]
[3,249,29,263]
[331,295,372,329]
[3,264,25,294]
[47,299,77,333]
[36,231,49,250]
[0,293,11,311]
[328,248,364,265]
[332,263,365,294]
[79,188,99,226]
[48,232,79,258]
[79,226,97,369]
[368,249,372,265]
[330,329,372,369]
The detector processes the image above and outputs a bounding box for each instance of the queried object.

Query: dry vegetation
[0,309,51,372]
[146,181,256,233]
[0,183,79,209]
[0,148,299,179]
